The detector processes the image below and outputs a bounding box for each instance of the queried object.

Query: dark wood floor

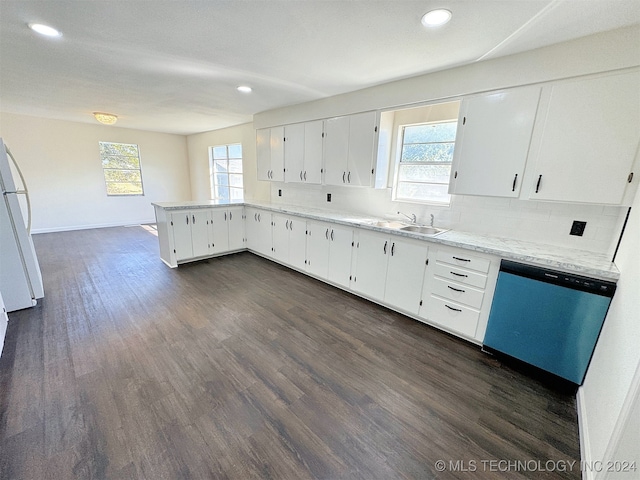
[0,225,581,479]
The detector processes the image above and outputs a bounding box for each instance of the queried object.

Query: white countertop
[153,200,620,280]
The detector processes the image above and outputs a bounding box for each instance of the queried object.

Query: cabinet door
[306,221,330,279]
[171,211,193,261]
[384,238,428,315]
[288,217,307,271]
[191,210,212,258]
[347,111,377,186]
[450,87,540,197]
[210,209,230,254]
[528,71,640,204]
[284,123,305,183]
[327,224,353,288]
[256,128,271,181]
[323,116,350,185]
[270,126,285,182]
[227,207,245,250]
[246,208,271,256]
[271,214,289,263]
[352,230,388,298]
[303,120,324,184]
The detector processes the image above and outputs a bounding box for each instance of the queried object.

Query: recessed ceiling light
[421,9,452,28]
[28,23,62,37]
[237,86,252,93]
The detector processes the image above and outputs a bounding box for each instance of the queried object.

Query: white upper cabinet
[284,123,305,183]
[270,126,285,182]
[323,116,350,186]
[256,128,271,181]
[525,70,640,205]
[449,86,541,198]
[284,121,323,185]
[256,127,285,181]
[324,111,378,187]
[303,120,323,184]
[347,111,378,187]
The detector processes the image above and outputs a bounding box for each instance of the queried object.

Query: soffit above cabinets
[1,1,638,135]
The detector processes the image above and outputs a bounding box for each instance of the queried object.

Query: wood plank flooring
[0,225,581,479]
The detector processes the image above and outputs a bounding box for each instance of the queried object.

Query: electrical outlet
[327,193,332,202]
[278,189,282,197]
[570,220,586,236]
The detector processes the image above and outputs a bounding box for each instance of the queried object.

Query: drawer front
[433,263,488,289]
[436,249,490,273]
[424,296,480,339]
[431,277,485,309]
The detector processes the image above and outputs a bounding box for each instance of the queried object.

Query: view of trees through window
[99,142,144,196]
[210,144,243,202]
[393,121,457,204]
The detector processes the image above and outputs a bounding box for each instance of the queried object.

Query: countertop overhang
[152,201,620,280]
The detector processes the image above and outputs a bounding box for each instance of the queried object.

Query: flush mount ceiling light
[28,23,62,37]
[93,112,118,125]
[237,85,252,93]
[421,9,452,28]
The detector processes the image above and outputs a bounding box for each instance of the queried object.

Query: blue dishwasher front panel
[483,270,612,384]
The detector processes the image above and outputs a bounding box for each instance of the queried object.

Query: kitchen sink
[400,225,448,236]
[372,220,407,229]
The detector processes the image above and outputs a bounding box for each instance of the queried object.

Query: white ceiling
[1,0,638,135]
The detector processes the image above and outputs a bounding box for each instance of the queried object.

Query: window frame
[392,120,457,206]
[99,141,145,196]
[209,143,244,202]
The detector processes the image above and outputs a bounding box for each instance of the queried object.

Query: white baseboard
[577,387,594,480]
[31,219,156,234]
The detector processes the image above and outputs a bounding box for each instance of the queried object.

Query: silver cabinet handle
[445,304,462,312]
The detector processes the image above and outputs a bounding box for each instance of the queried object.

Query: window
[393,121,457,204]
[99,142,144,196]
[209,144,243,202]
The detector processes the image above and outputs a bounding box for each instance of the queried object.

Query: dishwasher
[483,260,616,385]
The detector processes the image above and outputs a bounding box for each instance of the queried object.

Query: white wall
[578,181,640,478]
[0,112,191,233]
[186,122,269,203]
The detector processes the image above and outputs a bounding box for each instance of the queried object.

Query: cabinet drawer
[431,277,485,309]
[436,249,490,273]
[433,263,488,289]
[425,296,480,339]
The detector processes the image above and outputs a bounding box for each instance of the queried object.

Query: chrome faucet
[397,211,417,224]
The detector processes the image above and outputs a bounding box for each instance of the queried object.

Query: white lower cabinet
[272,213,306,270]
[170,209,211,262]
[305,221,353,288]
[419,247,497,341]
[383,237,429,315]
[210,209,230,254]
[246,208,271,257]
[227,207,245,250]
[352,230,390,299]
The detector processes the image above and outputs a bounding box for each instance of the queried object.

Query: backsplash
[269,183,626,257]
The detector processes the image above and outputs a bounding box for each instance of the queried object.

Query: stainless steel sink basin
[400,225,448,236]
[373,220,407,229]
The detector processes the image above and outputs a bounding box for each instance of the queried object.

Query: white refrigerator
[0,138,44,312]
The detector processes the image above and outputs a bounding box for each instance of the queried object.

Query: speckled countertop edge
[152,201,620,280]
